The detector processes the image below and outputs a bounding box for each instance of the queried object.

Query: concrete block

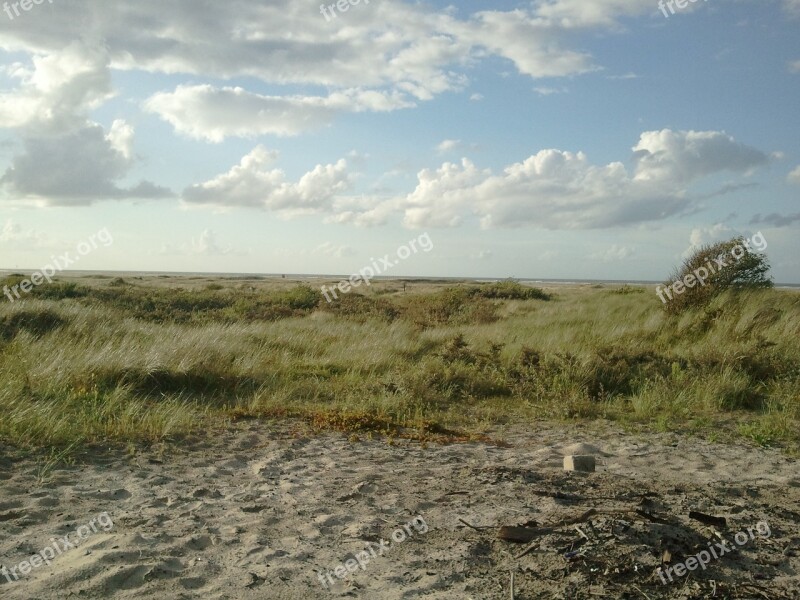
[563,455,596,473]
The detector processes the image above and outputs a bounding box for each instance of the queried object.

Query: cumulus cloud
[0,2,608,105]
[0,121,173,206]
[400,130,769,230]
[192,229,233,256]
[788,165,800,185]
[0,41,114,133]
[530,0,652,27]
[678,224,735,259]
[182,145,352,216]
[687,223,732,250]
[145,85,415,142]
[632,130,769,184]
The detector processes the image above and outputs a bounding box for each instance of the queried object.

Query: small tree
[660,236,773,314]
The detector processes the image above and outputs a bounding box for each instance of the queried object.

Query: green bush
[662,236,772,315]
[0,309,67,341]
[467,279,551,301]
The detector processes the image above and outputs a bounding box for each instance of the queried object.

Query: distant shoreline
[2,269,799,289]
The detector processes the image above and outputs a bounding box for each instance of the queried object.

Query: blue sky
[0,0,798,282]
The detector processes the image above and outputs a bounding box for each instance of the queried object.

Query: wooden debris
[498,525,552,543]
[500,509,598,543]
[688,510,727,528]
[514,540,539,560]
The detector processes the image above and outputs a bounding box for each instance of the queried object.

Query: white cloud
[788,60,800,73]
[0,2,613,121]
[788,165,800,184]
[590,244,634,262]
[461,9,597,78]
[436,139,462,154]
[533,86,568,96]
[686,224,732,256]
[469,93,484,101]
[0,41,114,133]
[632,129,768,184]
[325,195,400,228]
[145,85,415,142]
[182,146,352,216]
[192,229,233,256]
[530,0,652,27]
[0,219,51,247]
[0,121,173,206]
[400,130,769,230]
[315,242,356,258]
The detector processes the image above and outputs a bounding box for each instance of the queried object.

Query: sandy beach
[2,421,798,599]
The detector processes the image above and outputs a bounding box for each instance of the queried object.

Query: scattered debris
[688,510,727,528]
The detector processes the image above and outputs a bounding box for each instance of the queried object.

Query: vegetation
[0,277,797,456]
[663,236,773,315]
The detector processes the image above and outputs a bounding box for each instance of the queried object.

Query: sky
[0,0,798,282]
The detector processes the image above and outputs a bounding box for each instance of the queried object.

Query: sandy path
[1,421,798,599]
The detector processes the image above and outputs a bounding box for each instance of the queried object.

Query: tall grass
[0,279,797,454]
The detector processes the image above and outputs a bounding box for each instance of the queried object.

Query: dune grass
[0,277,797,455]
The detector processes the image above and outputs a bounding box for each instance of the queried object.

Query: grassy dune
[0,276,798,454]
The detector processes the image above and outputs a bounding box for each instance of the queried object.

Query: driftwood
[499,509,598,543]
[688,510,727,528]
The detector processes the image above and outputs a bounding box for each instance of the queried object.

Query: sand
[1,421,798,599]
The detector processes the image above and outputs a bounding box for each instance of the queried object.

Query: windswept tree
[659,235,773,314]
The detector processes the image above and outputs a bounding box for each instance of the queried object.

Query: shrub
[31,282,90,300]
[467,279,551,301]
[662,236,773,315]
[0,309,67,340]
[321,293,399,322]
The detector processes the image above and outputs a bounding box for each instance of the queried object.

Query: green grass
[0,278,797,455]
